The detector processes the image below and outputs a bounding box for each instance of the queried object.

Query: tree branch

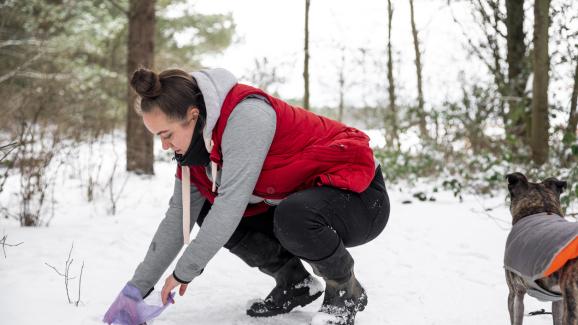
[106,0,128,16]
[0,234,23,258]
[0,52,42,84]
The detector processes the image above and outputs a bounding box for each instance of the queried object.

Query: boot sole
[247,291,324,318]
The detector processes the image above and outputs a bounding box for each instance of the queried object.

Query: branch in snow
[44,243,83,306]
[0,233,23,258]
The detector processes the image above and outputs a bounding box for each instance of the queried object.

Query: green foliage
[374,148,442,184]
[373,77,578,211]
[0,0,235,141]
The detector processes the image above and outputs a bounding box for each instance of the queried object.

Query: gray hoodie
[129,68,276,296]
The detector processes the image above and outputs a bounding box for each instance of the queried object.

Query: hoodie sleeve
[128,177,205,297]
[173,96,276,282]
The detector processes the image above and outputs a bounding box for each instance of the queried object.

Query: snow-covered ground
[0,137,558,325]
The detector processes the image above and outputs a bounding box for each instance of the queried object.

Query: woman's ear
[188,106,199,120]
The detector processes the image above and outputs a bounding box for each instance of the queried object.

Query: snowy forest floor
[0,137,561,325]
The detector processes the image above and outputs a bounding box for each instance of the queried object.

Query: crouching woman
[104,67,390,325]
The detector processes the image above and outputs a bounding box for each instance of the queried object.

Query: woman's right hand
[102,283,143,325]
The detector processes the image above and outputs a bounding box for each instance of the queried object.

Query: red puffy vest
[177,84,376,217]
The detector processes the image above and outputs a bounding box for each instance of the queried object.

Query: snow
[0,138,559,325]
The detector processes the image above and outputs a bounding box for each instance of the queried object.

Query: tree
[506,0,531,145]
[409,0,429,142]
[566,57,578,145]
[244,57,285,95]
[303,0,311,110]
[386,0,399,149]
[0,0,235,224]
[126,0,156,175]
[337,47,346,122]
[530,0,551,165]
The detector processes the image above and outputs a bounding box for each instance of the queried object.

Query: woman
[104,67,390,325]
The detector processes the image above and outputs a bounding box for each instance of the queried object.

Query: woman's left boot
[228,231,323,317]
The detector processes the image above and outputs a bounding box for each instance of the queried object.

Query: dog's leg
[512,292,525,325]
[561,260,578,325]
[552,300,564,325]
[507,271,526,325]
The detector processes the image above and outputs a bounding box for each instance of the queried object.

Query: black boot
[307,243,367,325]
[228,231,323,317]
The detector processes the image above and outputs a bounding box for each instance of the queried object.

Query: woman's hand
[161,274,188,305]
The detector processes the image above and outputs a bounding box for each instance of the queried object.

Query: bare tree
[530,0,551,165]
[244,57,286,94]
[409,0,429,142]
[303,0,311,110]
[386,0,399,149]
[337,53,346,122]
[14,110,64,227]
[126,0,155,175]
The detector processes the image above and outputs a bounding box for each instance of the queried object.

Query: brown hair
[130,68,206,122]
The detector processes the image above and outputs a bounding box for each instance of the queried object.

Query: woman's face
[142,107,198,154]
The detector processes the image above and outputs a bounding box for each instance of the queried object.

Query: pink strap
[181,165,191,245]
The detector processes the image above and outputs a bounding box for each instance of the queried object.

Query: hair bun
[130,68,162,98]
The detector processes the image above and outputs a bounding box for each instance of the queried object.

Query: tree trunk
[530,0,550,165]
[386,0,399,149]
[337,48,345,122]
[506,0,530,147]
[565,57,578,144]
[303,0,311,110]
[126,0,155,174]
[409,0,428,141]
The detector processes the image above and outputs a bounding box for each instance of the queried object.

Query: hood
[191,68,238,152]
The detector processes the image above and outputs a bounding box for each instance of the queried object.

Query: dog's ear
[505,172,528,195]
[543,177,568,195]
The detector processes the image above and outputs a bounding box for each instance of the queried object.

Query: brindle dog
[505,172,578,325]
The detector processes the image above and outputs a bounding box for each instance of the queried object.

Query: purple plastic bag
[103,283,174,325]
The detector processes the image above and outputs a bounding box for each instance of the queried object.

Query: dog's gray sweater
[504,212,578,301]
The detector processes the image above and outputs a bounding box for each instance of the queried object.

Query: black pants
[197,166,390,261]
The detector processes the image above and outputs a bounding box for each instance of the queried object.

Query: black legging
[196,166,390,261]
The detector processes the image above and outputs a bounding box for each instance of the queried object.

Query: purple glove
[103,283,174,325]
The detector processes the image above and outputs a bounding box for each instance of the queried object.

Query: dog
[504,172,578,325]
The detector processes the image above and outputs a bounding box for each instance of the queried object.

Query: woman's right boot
[228,231,323,317]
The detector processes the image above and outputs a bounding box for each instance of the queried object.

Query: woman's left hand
[161,274,188,305]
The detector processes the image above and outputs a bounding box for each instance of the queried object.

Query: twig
[0,142,18,163]
[44,262,71,278]
[45,243,83,305]
[0,232,24,258]
[75,261,84,307]
[471,194,511,231]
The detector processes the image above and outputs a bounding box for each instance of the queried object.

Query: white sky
[186,0,479,108]
[171,0,576,130]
